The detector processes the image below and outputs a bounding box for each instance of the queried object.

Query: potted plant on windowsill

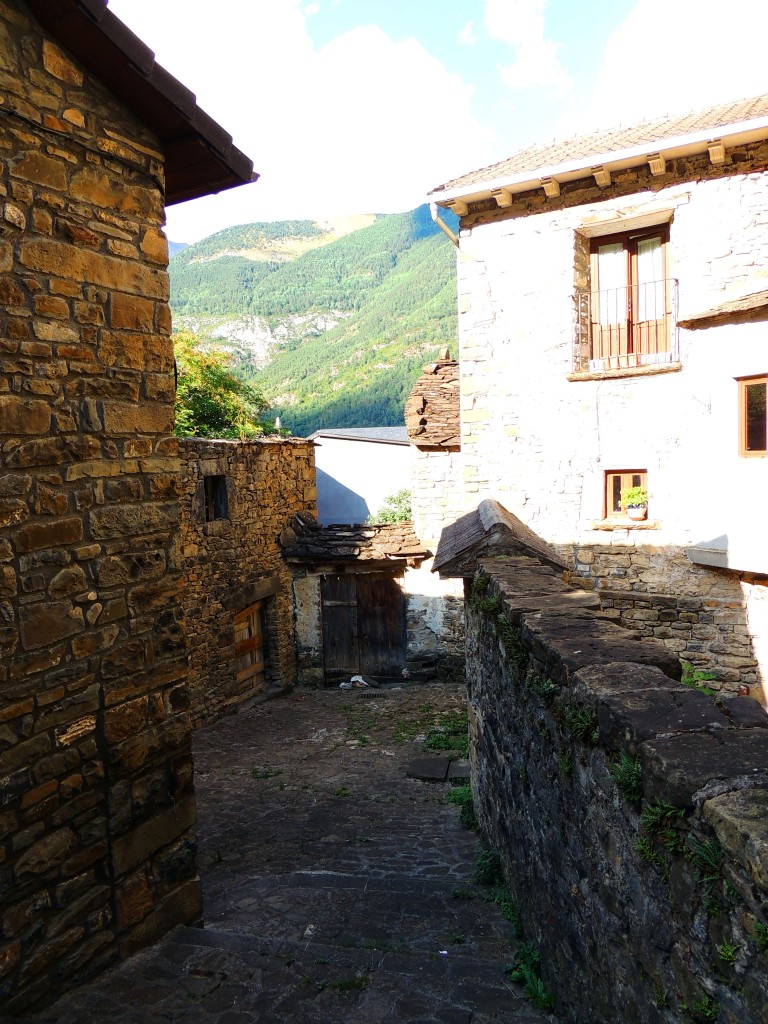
[621,485,648,521]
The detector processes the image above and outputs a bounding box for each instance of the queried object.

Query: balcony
[573,279,679,375]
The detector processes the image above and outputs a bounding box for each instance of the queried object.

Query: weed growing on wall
[561,705,599,745]
[506,942,555,1011]
[610,752,643,805]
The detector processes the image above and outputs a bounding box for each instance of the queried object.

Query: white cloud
[458,20,477,45]
[303,2,320,15]
[484,0,571,97]
[578,0,768,131]
[108,0,492,241]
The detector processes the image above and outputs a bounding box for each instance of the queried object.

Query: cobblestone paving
[18,684,556,1024]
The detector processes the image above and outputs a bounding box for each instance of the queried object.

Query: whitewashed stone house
[427,95,768,699]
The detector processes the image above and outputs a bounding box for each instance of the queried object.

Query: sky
[108,0,768,243]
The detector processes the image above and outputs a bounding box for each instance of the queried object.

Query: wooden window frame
[604,469,648,519]
[738,375,767,458]
[203,474,228,521]
[589,226,671,367]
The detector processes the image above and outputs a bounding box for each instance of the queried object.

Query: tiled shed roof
[310,427,410,444]
[27,0,255,204]
[280,512,428,565]
[431,93,768,195]
[405,357,460,449]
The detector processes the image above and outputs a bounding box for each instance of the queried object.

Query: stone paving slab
[13,684,557,1024]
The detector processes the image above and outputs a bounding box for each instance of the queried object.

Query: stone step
[160,924,555,1024]
[204,869,511,961]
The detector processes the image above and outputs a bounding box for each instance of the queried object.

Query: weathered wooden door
[234,601,265,689]
[321,572,406,678]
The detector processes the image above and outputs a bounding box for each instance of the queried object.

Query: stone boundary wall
[1,6,198,1012]
[179,438,316,727]
[467,556,768,1024]
[563,543,763,694]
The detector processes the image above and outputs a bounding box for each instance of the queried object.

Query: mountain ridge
[168,205,458,435]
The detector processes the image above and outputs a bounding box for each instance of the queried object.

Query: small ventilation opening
[203,475,228,521]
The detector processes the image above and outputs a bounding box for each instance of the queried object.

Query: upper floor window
[574,227,678,374]
[738,375,767,457]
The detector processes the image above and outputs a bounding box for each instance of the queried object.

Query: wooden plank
[356,573,406,676]
[235,635,264,657]
[321,575,359,673]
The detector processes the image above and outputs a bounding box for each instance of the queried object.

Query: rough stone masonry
[0,5,200,1011]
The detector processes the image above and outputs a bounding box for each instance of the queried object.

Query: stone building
[179,438,316,727]
[310,426,412,526]
[427,95,768,699]
[0,0,253,1010]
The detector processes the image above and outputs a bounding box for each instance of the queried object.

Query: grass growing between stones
[445,782,477,830]
[424,709,469,758]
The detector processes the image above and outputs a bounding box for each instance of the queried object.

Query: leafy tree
[368,489,412,524]
[173,332,274,439]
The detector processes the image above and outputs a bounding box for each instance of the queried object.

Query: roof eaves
[429,114,768,206]
[26,0,256,205]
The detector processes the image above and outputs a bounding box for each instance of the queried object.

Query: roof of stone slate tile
[310,427,410,444]
[280,512,429,564]
[433,499,566,577]
[27,0,255,204]
[405,357,460,449]
[678,289,768,328]
[430,93,768,196]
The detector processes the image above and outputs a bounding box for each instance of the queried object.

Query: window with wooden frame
[233,601,265,688]
[203,474,228,521]
[738,375,767,457]
[604,469,648,518]
[589,227,673,369]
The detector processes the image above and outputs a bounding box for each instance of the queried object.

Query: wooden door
[234,601,265,688]
[321,572,406,679]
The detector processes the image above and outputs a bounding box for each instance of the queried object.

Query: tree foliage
[173,332,274,439]
[368,489,412,524]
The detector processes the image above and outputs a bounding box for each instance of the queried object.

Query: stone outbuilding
[427,94,768,699]
[0,0,253,1010]
[178,438,316,727]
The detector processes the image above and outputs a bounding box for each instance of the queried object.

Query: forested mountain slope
[168,206,458,435]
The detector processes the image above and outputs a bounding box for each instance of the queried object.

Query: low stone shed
[0,0,253,1011]
[179,437,317,727]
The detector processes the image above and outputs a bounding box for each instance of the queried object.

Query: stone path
[18,684,556,1024]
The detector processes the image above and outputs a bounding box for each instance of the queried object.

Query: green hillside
[168,206,458,435]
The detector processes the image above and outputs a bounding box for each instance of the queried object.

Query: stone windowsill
[588,518,660,531]
[567,362,682,383]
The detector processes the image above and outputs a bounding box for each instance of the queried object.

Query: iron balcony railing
[573,278,679,373]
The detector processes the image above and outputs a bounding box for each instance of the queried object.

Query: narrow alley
[17,684,556,1024]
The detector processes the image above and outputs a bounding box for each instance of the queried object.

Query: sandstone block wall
[179,438,316,727]
[1,5,197,1011]
[450,143,768,693]
[468,558,768,1024]
[564,543,762,691]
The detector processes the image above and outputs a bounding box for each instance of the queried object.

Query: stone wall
[179,438,316,727]
[1,6,197,1011]
[450,141,768,693]
[468,557,768,1024]
[563,543,762,692]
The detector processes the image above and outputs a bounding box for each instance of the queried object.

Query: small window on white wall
[738,375,767,457]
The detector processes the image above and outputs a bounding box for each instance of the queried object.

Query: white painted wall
[313,436,413,525]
